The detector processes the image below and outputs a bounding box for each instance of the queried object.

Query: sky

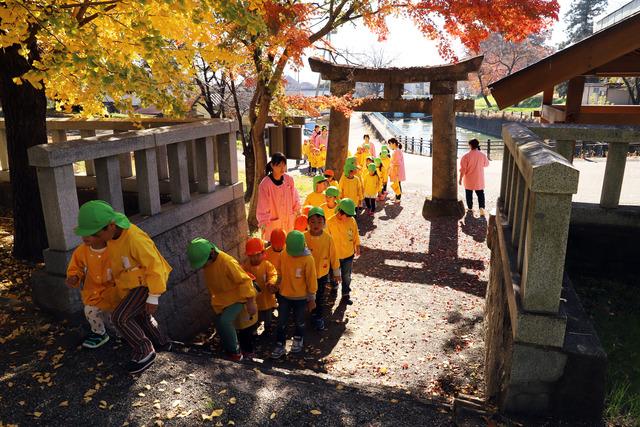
[290,0,632,85]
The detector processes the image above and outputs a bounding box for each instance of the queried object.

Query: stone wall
[32,185,248,341]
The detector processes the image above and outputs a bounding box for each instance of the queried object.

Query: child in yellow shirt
[320,186,340,220]
[66,236,117,349]
[243,238,278,338]
[304,175,329,207]
[75,200,171,374]
[339,163,363,209]
[327,198,360,305]
[264,228,286,278]
[380,146,391,197]
[362,163,381,216]
[305,207,340,331]
[323,169,339,188]
[271,231,317,359]
[187,238,257,362]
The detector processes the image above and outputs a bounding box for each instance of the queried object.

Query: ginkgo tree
[212,0,560,230]
[0,0,240,260]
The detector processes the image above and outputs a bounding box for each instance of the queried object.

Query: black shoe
[156,341,173,352]
[342,295,353,305]
[127,351,156,374]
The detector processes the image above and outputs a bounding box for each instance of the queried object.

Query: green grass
[473,94,565,114]
[573,275,640,426]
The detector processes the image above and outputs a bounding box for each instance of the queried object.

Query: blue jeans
[340,256,354,295]
[276,296,307,344]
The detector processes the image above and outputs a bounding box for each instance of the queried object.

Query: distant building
[593,0,640,32]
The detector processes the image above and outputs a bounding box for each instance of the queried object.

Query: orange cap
[294,215,308,231]
[301,205,314,217]
[324,169,334,177]
[245,237,265,256]
[269,228,286,250]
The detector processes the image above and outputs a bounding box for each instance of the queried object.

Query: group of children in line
[302,125,329,175]
[65,131,404,373]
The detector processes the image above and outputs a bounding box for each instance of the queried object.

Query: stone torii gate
[309,56,483,218]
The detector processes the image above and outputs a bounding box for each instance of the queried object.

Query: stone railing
[27,119,247,341]
[484,123,609,417]
[527,123,640,209]
[0,118,201,182]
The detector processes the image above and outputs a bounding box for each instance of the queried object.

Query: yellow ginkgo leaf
[228,397,237,405]
[270,412,276,419]
[59,401,69,407]
[33,411,43,418]
[310,409,322,415]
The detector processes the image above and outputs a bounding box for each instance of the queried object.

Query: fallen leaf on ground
[59,401,69,407]
[228,397,236,405]
[310,409,322,415]
[202,409,224,421]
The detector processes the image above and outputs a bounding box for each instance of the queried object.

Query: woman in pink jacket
[257,152,301,239]
[459,139,490,216]
[388,138,406,205]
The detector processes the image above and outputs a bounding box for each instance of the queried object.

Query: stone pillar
[51,129,67,143]
[134,148,161,215]
[600,142,629,209]
[156,145,170,180]
[80,130,97,176]
[216,132,238,186]
[94,155,124,213]
[556,140,576,163]
[186,140,197,183]
[422,81,464,218]
[195,136,216,193]
[326,79,355,179]
[167,141,191,204]
[114,130,134,178]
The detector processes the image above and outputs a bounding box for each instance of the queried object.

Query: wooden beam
[543,88,554,105]
[565,76,585,123]
[489,13,640,109]
[308,56,483,84]
[541,105,566,123]
[352,98,474,114]
[384,83,403,100]
[591,50,640,76]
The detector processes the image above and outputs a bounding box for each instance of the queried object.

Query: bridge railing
[395,135,504,160]
[0,118,202,182]
[527,123,640,209]
[27,119,239,273]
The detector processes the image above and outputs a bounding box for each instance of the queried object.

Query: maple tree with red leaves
[217,0,559,230]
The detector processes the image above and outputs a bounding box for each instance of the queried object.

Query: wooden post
[384,83,403,100]
[565,76,585,123]
[326,79,355,179]
[600,142,629,209]
[431,81,457,201]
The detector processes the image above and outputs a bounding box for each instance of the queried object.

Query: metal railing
[395,135,504,160]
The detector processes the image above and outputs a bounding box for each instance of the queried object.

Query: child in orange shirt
[66,236,118,349]
[243,238,278,338]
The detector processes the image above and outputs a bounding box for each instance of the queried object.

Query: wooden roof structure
[489,13,640,125]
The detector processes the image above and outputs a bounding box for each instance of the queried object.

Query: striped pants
[111,287,168,361]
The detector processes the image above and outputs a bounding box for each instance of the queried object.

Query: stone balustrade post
[195,136,216,193]
[167,141,191,204]
[35,164,81,251]
[521,192,574,313]
[113,130,134,178]
[600,142,629,209]
[94,156,124,213]
[0,129,9,171]
[186,140,197,183]
[134,148,161,215]
[556,140,576,163]
[510,172,526,249]
[156,146,169,180]
[51,129,67,143]
[216,132,238,186]
[80,130,97,176]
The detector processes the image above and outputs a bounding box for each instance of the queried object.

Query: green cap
[324,186,339,198]
[343,163,357,175]
[345,157,357,166]
[187,238,218,269]
[313,175,328,189]
[374,157,382,167]
[364,144,370,149]
[286,231,306,256]
[336,198,356,216]
[367,163,377,172]
[307,206,325,219]
[380,145,389,152]
[75,200,130,236]
[366,155,374,161]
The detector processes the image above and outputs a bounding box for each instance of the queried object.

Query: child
[323,169,339,187]
[187,238,257,362]
[364,134,376,157]
[243,238,278,338]
[362,163,381,216]
[264,228,286,280]
[374,157,386,201]
[66,235,117,349]
[304,207,340,330]
[304,175,329,207]
[74,200,171,374]
[271,231,317,359]
[327,198,360,305]
[338,162,363,210]
[380,146,391,197]
[361,155,374,180]
[294,215,308,232]
[388,138,406,205]
[319,144,327,174]
[320,186,340,220]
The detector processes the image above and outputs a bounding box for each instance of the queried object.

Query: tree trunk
[477,74,493,108]
[247,89,271,232]
[622,77,640,105]
[0,43,49,261]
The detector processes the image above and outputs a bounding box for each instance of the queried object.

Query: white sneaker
[291,336,304,353]
[479,208,486,216]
